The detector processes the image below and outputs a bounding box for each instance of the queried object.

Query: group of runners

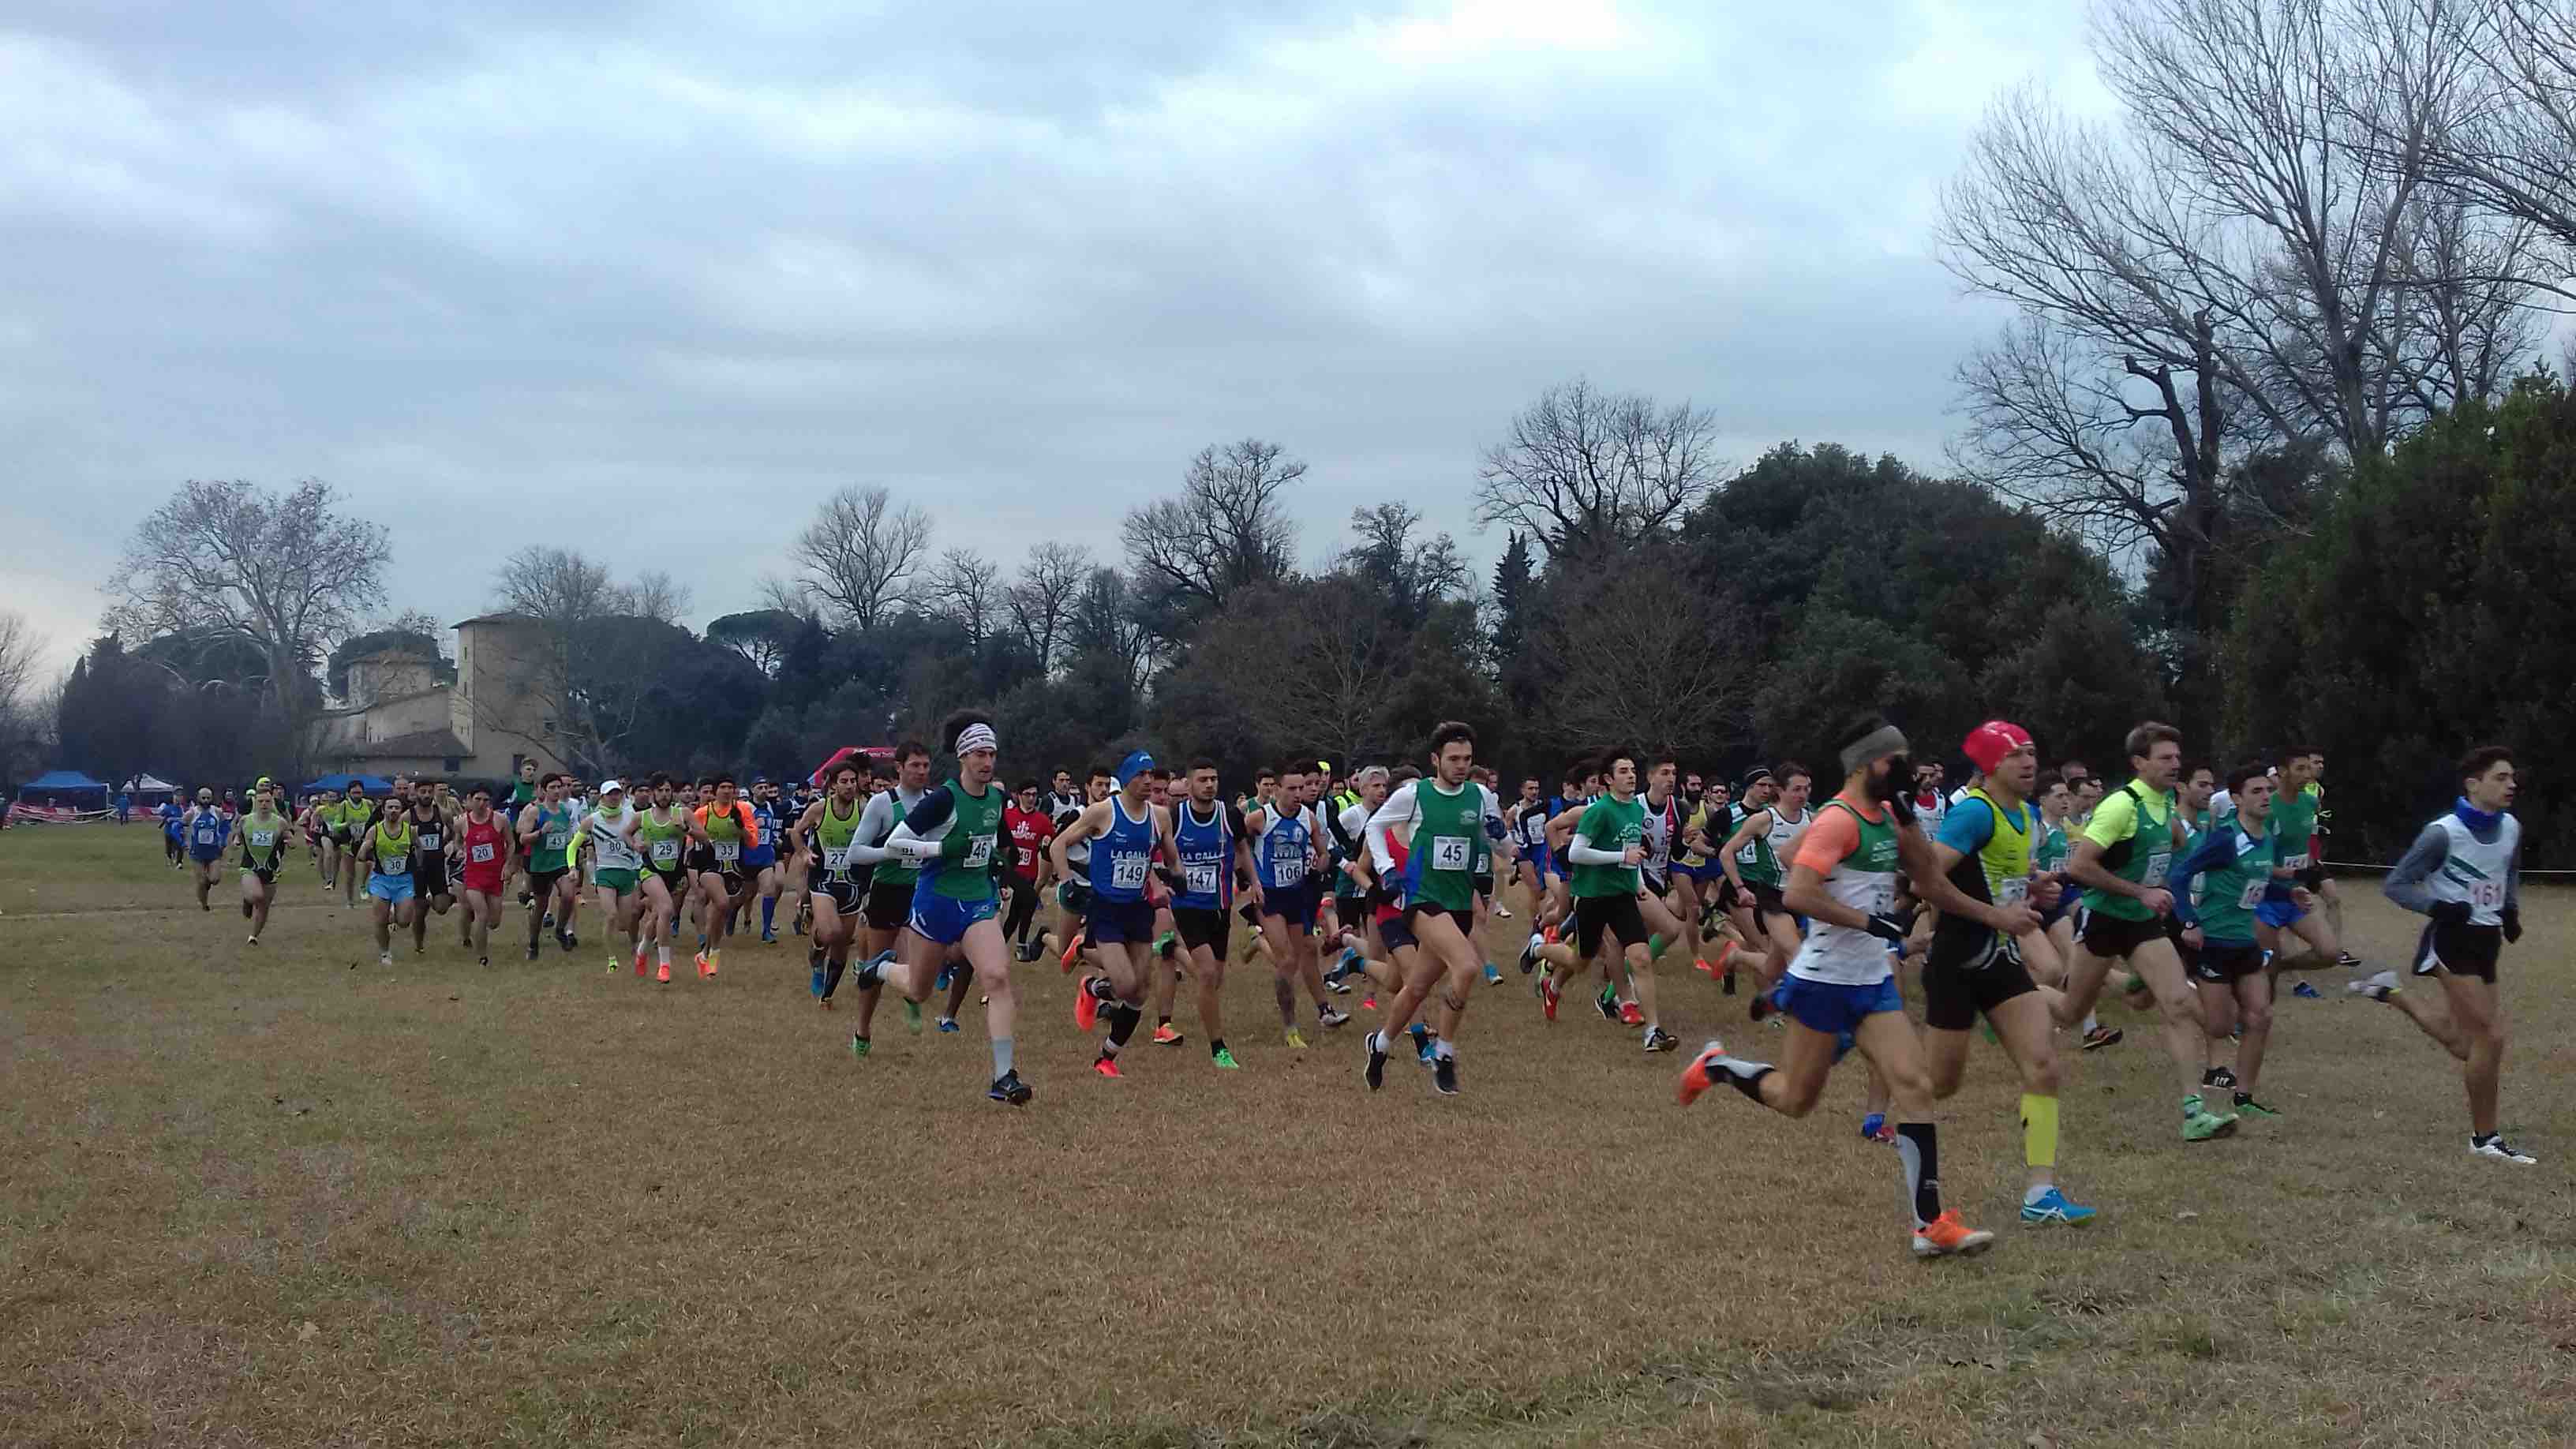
[173,710,2533,1257]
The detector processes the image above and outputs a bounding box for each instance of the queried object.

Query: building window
[443,757,462,773]
[541,718,556,738]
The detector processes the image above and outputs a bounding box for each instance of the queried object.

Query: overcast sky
[3,1,2109,679]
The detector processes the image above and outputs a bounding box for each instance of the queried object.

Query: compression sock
[761,897,776,934]
[2020,1092,2059,1170]
[1646,934,1665,959]
[1894,1121,1942,1230]
[1104,1002,1142,1054]
[991,1036,1015,1077]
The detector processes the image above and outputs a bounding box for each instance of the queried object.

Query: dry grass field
[4,826,2572,1447]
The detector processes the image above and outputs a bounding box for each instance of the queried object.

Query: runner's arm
[2166,830,2238,930]
[1363,781,1419,874]
[883,790,960,863]
[1899,823,2035,934]
[1048,800,1107,877]
[2379,823,2451,916]
[845,793,900,864]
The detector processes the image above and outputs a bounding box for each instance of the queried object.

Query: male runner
[401,779,458,954]
[1923,721,2095,1225]
[2353,745,2532,1163]
[235,781,298,945]
[181,788,231,910]
[843,743,933,1043]
[743,778,784,944]
[354,799,417,968]
[1002,781,1055,963]
[691,776,761,978]
[799,763,869,1003]
[1049,750,1173,1074]
[2053,722,2237,1142]
[1526,747,1677,1051]
[853,711,1035,1106]
[338,784,379,912]
[455,783,511,967]
[585,781,645,975]
[1360,722,1507,1096]
[1718,763,1814,1002]
[1680,714,2029,1257]
[516,773,582,962]
[2171,761,2293,1121]
[1247,762,1346,1046]
[623,775,700,983]
[1167,759,1250,1069]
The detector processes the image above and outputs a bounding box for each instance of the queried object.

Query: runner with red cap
[1923,719,2095,1226]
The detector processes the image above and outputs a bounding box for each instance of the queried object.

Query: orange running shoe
[1092,1054,1122,1078]
[1542,925,1559,946]
[706,949,721,978]
[1911,1210,1996,1259]
[656,961,672,983]
[633,948,647,977]
[1074,980,1100,1032]
[1151,1022,1183,1046]
[1361,996,1377,1010]
[1540,974,1562,1022]
[1619,1001,1646,1028]
[1677,1038,1728,1106]
[1059,936,1082,972]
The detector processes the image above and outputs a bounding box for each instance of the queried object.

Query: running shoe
[1432,1054,1459,1096]
[1361,996,1378,1010]
[1911,1211,1996,1258]
[605,957,620,975]
[1494,904,1513,919]
[2349,970,2400,1001]
[526,944,540,961]
[2181,1107,2238,1142]
[850,1034,870,1059]
[1153,930,1177,960]
[635,945,648,978]
[1152,1022,1184,1046]
[936,1016,960,1034]
[657,962,671,983]
[1518,932,1544,975]
[1074,979,1102,1032]
[240,900,253,920]
[378,951,392,967]
[1748,991,1772,1023]
[246,936,260,946]
[760,929,777,945]
[1324,974,1354,996]
[1284,1027,1308,1050]
[1317,1004,1350,1029]
[1059,937,1082,972]
[2471,1135,2538,1165]
[1211,1046,1241,1070]
[1540,974,1562,1022]
[1618,1002,1646,1028]
[934,964,953,992]
[2232,1093,2281,1118]
[2336,951,2363,968]
[811,964,826,998]
[559,929,577,953]
[1414,1025,1436,1065]
[1364,1032,1388,1091]
[2080,1025,2123,1050]
[987,1070,1033,1105]
[2203,1066,2237,1091]
[1482,963,1503,986]
[1542,926,1559,945]
[1092,1054,1122,1078]
[1860,1112,1893,1143]
[2291,980,2323,1000]
[903,999,923,1034]
[1594,983,1619,1022]
[2019,1187,2097,1226]
[817,994,834,1012]
[1678,1039,1729,1106]
[1642,1026,1679,1053]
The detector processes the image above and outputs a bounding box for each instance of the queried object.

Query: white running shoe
[2347,970,2400,1000]
[2472,1136,2538,1165]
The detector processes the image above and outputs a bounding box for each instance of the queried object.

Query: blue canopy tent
[302,773,395,795]
[17,769,110,805]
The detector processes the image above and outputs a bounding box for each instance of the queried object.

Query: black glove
[2503,906,2522,944]
[1864,911,1914,944]
[1885,790,1917,826]
[2428,899,2473,927]
[1152,866,1184,892]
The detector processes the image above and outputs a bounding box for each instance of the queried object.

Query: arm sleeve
[2167,830,2237,927]
[1365,781,1419,874]
[884,790,957,864]
[2381,823,2451,915]
[2507,834,2522,912]
[1567,828,1626,867]
[1481,790,1507,840]
[846,794,899,864]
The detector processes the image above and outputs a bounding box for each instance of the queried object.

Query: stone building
[305,616,571,782]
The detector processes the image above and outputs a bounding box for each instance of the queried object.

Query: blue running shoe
[2020,1186,2098,1226]
[1859,1111,1893,1143]
[935,1016,960,1034]
[1411,1021,1435,1065]
[2292,980,2323,1000]
[934,964,954,992]
[1482,962,1503,985]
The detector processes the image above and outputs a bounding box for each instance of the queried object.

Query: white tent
[129,774,181,802]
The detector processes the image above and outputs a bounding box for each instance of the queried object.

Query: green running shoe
[2182,1109,2239,1142]
[904,998,923,1034]
[2232,1093,2281,1118]
[1211,1046,1241,1070]
[850,1034,871,1060]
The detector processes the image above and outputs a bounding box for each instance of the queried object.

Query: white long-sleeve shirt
[1363,778,1506,874]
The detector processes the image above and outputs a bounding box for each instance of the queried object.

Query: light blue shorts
[367,874,416,904]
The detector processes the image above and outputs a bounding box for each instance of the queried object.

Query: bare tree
[1121,440,1301,635]
[1938,0,2541,720]
[0,612,49,784]
[2416,0,2576,293]
[1196,582,1402,769]
[1473,379,1725,561]
[1340,503,1470,629]
[789,484,932,631]
[488,547,684,773]
[627,570,694,627]
[1530,564,1755,755]
[1004,541,1091,674]
[105,477,388,717]
[925,547,1003,648]
[1067,567,1155,699]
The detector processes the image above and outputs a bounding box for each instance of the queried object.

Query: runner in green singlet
[515,773,580,962]
[797,762,870,1005]
[355,807,417,968]
[1357,721,1507,1098]
[236,781,300,946]
[620,774,702,983]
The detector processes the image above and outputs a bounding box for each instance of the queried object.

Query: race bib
[650,839,680,865]
[250,829,277,850]
[962,833,994,869]
[1430,835,1471,871]
[545,830,568,852]
[713,841,741,863]
[471,843,497,864]
[2280,851,2311,871]
[2237,879,2267,909]
[1273,856,1307,887]
[417,833,440,852]
[1110,853,1148,891]
[2467,879,2507,909]
[824,842,853,871]
[2140,853,2172,889]
[1185,863,1220,897]
[378,852,409,876]
[1736,841,1758,864]
[194,823,219,844]
[1997,877,2028,906]
[1866,882,1896,914]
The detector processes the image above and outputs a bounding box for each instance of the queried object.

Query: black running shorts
[1573,892,1648,959]
[1922,937,2039,1032]
[1173,905,1230,957]
[863,877,912,932]
[2192,940,2266,983]
[2076,907,2168,960]
[2413,919,2501,983]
